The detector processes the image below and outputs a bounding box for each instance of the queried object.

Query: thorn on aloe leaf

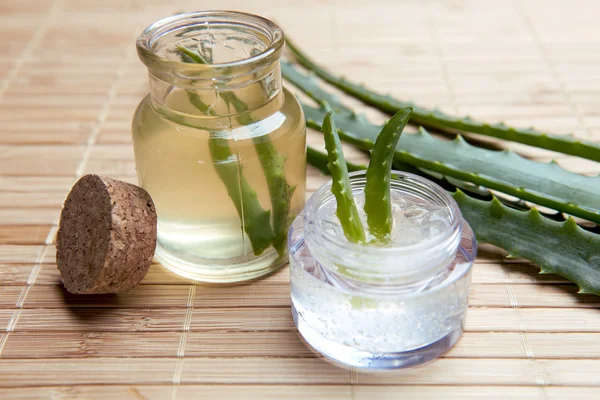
[564,217,580,233]
[453,135,467,144]
[489,198,504,218]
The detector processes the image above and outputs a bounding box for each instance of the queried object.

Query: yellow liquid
[132,87,306,281]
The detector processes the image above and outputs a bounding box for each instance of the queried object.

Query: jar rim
[303,170,463,275]
[136,11,284,81]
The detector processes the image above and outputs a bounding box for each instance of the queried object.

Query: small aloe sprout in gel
[321,106,366,244]
[363,107,412,243]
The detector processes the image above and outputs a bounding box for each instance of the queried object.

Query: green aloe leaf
[307,145,600,295]
[282,60,352,115]
[178,47,276,255]
[219,91,295,257]
[176,45,208,64]
[209,136,275,255]
[285,38,600,162]
[364,107,412,242]
[322,109,366,243]
[454,190,600,295]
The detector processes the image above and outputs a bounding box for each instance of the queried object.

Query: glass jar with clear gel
[288,170,476,370]
[133,11,306,283]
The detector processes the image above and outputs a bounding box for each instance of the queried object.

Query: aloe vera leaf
[187,91,217,116]
[322,110,366,243]
[419,167,568,220]
[453,191,600,295]
[179,49,275,255]
[176,45,208,64]
[364,107,412,242]
[254,136,295,256]
[281,60,353,115]
[285,38,600,162]
[209,136,275,255]
[219,91,295,257]
[301,104,600,224]
[307,145,600,295]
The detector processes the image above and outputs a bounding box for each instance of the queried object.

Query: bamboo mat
[1,0,600,398]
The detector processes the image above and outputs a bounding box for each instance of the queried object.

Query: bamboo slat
[0,192,66,208]
[1,385,599,400]
[0,264,35,285]
[0,226,51,245]
[11,307,292,333]
[0,245,44,264]
[353,386,598,400]
[0,145,83,176]
[0,386,598,400]
[20,284,192,309]
[0,358,178,386]
[0,176,74,192]
[7,280,599,310]
[0,287,24,310]
[0,310,13,330]
[476,308,600,333]
[4,331,600,360]
[0,131,90,145]
[6,358,589,386]
[9,306,600,334]
[0,260,571,286]
[40,245,56,263]
[1,0,600,396]
[0,209,59,225]
[12,308,189,332]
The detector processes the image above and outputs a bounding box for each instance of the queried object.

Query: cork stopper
[56,175,157,294]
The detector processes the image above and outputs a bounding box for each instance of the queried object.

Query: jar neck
[137,11,284,124]
[304,171,463,292]
[146,64,283,128]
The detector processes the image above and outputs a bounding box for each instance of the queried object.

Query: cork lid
[56,175,157,294]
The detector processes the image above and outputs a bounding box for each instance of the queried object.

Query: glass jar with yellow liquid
[133,11,306,282]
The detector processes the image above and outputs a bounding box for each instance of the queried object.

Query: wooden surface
[1,0,600,398]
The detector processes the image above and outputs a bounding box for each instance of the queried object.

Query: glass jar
[289,170,476,370]
[133,11,306,282]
